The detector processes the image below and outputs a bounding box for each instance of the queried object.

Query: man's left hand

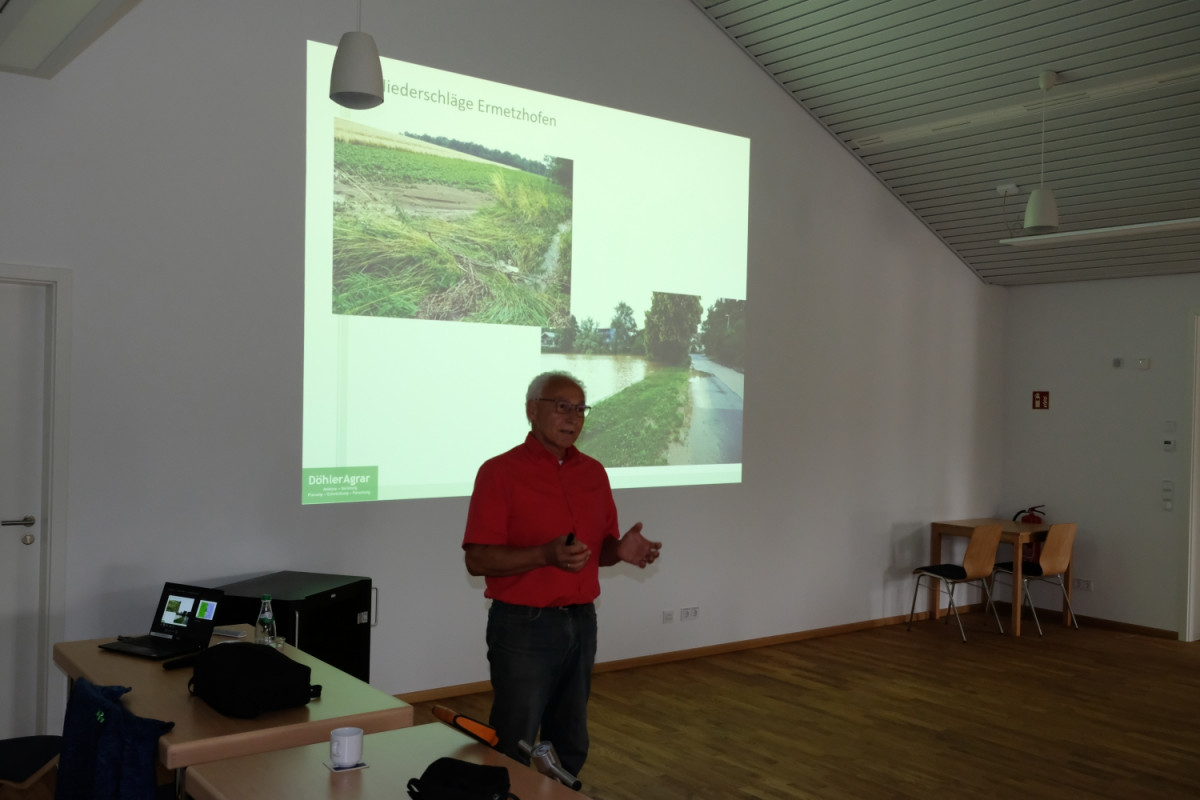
[616,522,661,569]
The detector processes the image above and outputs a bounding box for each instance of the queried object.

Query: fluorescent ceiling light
[1000,217,1200,247]
[850,62,1200,149]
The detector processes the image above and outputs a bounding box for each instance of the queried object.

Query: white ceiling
[693,0,1200,285]
[0,0,139,79]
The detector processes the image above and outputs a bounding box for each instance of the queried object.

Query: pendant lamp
[1023,71,1058,234]
[330,0,384,110]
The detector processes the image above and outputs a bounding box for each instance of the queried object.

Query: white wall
[1002,274,1200,633]
[0,0,1008,723]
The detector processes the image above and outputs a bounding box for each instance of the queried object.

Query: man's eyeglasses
[538,398,591,417]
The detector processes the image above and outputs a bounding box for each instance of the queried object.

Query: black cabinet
[213,571,372,682]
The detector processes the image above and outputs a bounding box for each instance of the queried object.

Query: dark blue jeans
[486,599,598,777]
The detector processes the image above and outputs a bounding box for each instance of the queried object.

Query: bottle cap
[261,593,271,601]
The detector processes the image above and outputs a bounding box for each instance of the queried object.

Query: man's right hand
[463,533,590,577]
[549,532,591,572]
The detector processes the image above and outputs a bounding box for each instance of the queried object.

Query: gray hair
[526,371,585,404]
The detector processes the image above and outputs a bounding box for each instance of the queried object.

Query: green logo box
[303,466,379,504]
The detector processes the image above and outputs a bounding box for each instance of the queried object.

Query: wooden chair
[989,522,1079,636]
[0,735,60,798]
[907,523,1005,642]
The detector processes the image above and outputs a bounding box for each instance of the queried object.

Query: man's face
[528,377,586,459]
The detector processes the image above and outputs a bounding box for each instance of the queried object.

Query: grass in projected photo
[544,293,747,468]
[331,119,574,325]
[577,366,691,467]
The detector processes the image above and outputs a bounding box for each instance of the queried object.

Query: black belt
[492,599,593,611]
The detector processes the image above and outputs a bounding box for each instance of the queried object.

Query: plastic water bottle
[256,593,277,646]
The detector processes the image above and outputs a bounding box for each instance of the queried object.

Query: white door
[0,279,47,737]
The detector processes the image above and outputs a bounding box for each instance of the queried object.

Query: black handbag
[187,642,322,718]
[407,757,520,800]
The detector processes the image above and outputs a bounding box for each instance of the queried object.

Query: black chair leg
[1055,576,1080,629]
[980,578,1005,635]
[907,574,925,630]
[944,585,967,642]
[1023,579,1044,636]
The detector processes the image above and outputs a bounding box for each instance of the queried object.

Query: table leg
[929,529,942,620]
[1011,544,1023,637]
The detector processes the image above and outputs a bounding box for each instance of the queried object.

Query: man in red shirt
[463,371,661,776]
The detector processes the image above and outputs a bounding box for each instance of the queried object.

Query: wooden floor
[411,615,1200,799]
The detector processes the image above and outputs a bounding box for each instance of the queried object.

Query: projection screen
[303,41,749,503]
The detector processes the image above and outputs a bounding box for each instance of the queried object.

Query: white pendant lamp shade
[1023,185,1058,234]
[1022,70,1059,234]
[330,31,384,110]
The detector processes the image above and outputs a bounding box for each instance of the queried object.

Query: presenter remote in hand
[462,371,661,777]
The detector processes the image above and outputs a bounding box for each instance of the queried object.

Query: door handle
[2,515,36,527]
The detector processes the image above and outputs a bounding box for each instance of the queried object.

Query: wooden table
[186,722,590,800]
[929,518,1073,637]
[52,624,412,793]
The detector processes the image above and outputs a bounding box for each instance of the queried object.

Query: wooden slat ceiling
[693,0,1200,285]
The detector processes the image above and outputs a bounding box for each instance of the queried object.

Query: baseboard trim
[987,601,1177,639]
[395,617,901,704]
[395,610,1178,704]
[1072,615,1176,638]
[400,680,494,705]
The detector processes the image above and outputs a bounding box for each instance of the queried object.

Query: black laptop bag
[407,757,519,800]
[187,642,322,718]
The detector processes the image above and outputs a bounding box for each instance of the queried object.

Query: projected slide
[303,41,749,503]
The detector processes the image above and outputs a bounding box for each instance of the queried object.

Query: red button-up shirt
[463,433,619,607]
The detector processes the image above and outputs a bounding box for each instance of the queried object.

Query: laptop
[99,582,225,660]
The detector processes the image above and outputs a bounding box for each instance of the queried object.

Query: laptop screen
[150,583,222,641]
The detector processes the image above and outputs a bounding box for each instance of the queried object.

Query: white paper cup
[330,726,364,768]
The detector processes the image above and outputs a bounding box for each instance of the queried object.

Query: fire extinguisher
[1013,505,1046,562]
[1014,505,1045,525]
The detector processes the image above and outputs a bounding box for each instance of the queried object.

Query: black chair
[907,523,1005,642]
[989,521,1079,636]
[0,734,61,794]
